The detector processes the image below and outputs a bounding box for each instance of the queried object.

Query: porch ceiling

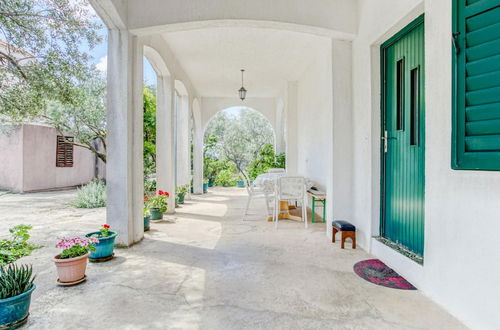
[161,27,331,98]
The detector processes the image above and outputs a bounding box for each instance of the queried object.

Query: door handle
[381,130,396,153]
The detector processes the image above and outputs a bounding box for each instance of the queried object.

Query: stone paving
[0,188,466,329]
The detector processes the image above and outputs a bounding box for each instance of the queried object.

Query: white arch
[121,0,358,39]
[200,97,277,133]
[203,106,277,149]
[174,79,189,96]
[143,45,171,77]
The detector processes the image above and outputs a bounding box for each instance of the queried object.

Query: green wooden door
[381,16,425,256]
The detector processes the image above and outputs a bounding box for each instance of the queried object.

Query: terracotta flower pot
[53,252,89,283]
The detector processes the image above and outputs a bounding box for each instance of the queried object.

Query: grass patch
[72,180,106,208]
[0,225,41,266]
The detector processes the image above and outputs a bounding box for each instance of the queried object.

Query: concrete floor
[0,187,466,330]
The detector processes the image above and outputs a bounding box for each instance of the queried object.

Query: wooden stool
[332,220,356,249]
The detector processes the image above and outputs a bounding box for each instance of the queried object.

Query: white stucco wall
[352,0,500,328]
[294,39,332,217]
[0,125,100,192]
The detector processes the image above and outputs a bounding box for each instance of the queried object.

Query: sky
[89,12,157,86]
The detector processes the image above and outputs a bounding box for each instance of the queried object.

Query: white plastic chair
[243,180,275,221]
[268,168,286,173]
[274,176,308,229]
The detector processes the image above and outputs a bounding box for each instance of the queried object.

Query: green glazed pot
[144,215,151,231]
[150,208,163,220]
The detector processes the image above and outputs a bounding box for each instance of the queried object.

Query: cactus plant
[0,264,35,299]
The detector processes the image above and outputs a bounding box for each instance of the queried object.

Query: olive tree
[204,108,274,183]
[0,0,102,122]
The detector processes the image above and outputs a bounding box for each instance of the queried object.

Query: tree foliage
[0,0,102,122]
[143,86,157,177]
[247,144,285,180]
[44,74,106,162]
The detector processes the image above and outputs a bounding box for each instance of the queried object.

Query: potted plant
[176,184,189,204]
[147,190,169,220]
[203,179,209,193]
[236,176,246,188]
[0,264,36,329]
[144,202,151,231]
[208,177,215,187]
[53,236,98,285]
[86,225,117,261]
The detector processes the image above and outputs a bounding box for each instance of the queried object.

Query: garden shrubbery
[0,225,40,266]
[72,180,106,208]
[215,168,238,187]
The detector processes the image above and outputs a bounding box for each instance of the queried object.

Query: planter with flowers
[0,264,36,329]
[54,236,98,285]
[148,190,169,220]
[86,225,117,262]
[176,184,190,204]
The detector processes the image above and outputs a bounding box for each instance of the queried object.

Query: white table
[253,172,312,222]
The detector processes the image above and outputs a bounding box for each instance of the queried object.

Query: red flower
[103,224,110,229]
[158,190,164,196]
[144,197,148,202]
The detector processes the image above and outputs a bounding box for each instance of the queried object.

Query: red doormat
[353,259,416,290]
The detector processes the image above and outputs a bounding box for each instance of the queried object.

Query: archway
[202,106,281,188]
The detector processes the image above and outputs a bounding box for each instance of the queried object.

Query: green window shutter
[452,0,500,170]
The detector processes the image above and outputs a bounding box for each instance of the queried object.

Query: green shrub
[0,264,35,299]
[144,178,157,194]
[72,180,106,208]
[215,169,237,187]
[0,225,40,266]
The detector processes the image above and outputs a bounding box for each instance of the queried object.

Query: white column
[106,29,144,246]
[192,101,203,194]
[176,95,190,186]
[285,82,298,174]
[329,39,353,236]
[156,76,176,213]
[193,125,204,194]
[275,100,286,154]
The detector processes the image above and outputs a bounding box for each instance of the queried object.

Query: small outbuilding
[0,124,105,193]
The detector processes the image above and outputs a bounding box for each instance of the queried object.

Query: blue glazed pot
[150,208,163,220]
[85,231,117,259]
[144,215,151,231]
[236,180,245,188]
[203,183,208,193]
[0,283,36,329]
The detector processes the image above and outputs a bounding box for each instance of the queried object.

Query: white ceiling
[162,27,330,98]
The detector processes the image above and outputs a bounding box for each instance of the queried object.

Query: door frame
[379,14,425,244]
